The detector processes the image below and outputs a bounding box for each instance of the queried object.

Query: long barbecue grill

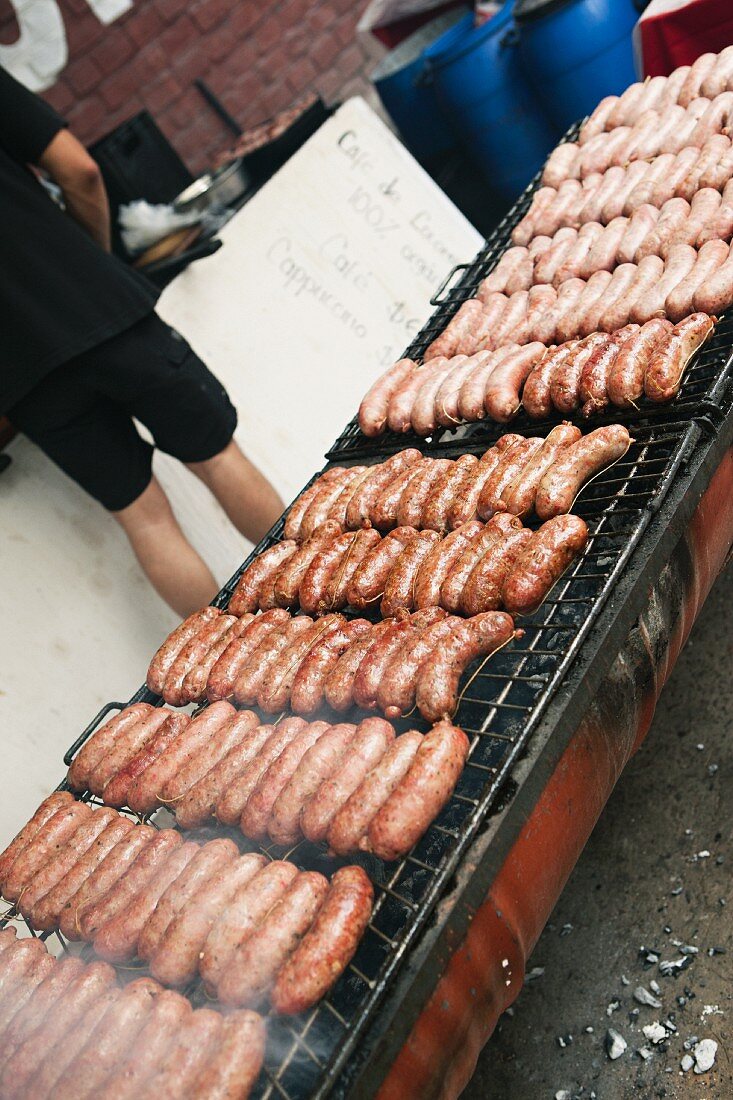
[5,121,733,1098]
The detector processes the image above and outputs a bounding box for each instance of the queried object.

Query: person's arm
[38,129,111,251]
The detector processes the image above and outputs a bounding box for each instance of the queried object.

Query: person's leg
[186,439,285,545]
[112,477,217,617]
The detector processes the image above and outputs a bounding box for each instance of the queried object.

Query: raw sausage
[359,358,417,436]
[484,342,547,421]
[665,239,729,322]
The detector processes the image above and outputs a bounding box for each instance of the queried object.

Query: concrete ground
[466,563,732,1100]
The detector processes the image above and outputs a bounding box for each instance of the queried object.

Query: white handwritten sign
[158,96,482,580]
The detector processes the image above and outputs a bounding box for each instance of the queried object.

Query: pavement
[465,562,732,1100]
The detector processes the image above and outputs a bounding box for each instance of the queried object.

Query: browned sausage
[283,468,345,540]
[290,618,372,713]
[387,359,450,434]
[421,454,478,532]
[149,853,266,988]
[162,613,237,707]
[231,616,313,708]
[217,871,329,1007]
[354,608,445,708]
[578,330,628,417]
[606,318,674,408]
[199,861,299,994]
[380,530,440,617]
[396,457,453,528]
[146,607,219,695]
[366,721,470,861]
[550,333,609,414]
[271,865,373,1015]
[136,838,240,961]
[321,529,382,609]
[414,520,485,608]
[440,514,522,614]
[503,515,589,614]
[188,1011,266,1099]
[136,701,238,809]
[346,527,420,609]
[300,467,364,540]
[273,520,344,608]
[87,707,172,797]
[446,442,520,529]
[521,343,575,420]
[323,620,392,712]
[258,615,344,712]
[326,465,370,526]
[300,718,395,843]
[368,458,430,530]
[501,423,582,516]
[228,541,298,615]
[359,358,418,436]
[327,732,424,855]
[215,718,306,826]
[535,425,632,518]
[240,721,332,840]
[644,312,716,402]
[346,451,423,527]
[162,711,260,813]
[4,800,93,903]
[174,719,275,830]
[416,611,517,722]
[67,705,153,793]
[269,722,358,845]
[0,792,73,890]
[477,438,543,517]
[377,615,461,718]
[102,713,191,808]
[460,527,533,615]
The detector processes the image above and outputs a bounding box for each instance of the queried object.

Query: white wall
[0,97,481,842]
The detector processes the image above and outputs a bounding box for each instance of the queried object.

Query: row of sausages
[232,512,587,620]
[69,703,469,856]
[360,311,711,435]
[284,428,624,539]
[539,89,733,186]
[0,926,264,1100]
[146,606,518,721]
[484,196,733,303]
[577,49,733,144]
[0,793,372,1014]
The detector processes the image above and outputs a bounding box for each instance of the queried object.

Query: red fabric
[638,0,733,77]
[370,2,462,46]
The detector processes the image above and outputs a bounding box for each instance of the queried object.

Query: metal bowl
[173,158,250,214]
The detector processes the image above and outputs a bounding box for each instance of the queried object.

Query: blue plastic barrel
[424,6,560,200]
[514,0,639,132]
[371,9,468,163]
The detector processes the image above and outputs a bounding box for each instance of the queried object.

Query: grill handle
[431,262,473,305]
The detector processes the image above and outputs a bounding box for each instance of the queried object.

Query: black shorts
[9,313,237,511]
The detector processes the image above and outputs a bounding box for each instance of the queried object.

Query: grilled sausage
[326,465,371,526]
[327,731,424,855]
[578,330,628,417]
[162,613,237,707]
[457,346,518,422]
[217,871,330,1007]
[346,451,423,526]
[167,712,262,815]
[484,342,547,422]
[102,712,191,808]
[423,298,487,360]
[269,722,358,845]
[416,611,517,722]
[387,361,449,434]
[366,721,470,861]
[300,718,395,843]
[447,442,520,528]
[146,607,220,695]
[200,861,299,994]
[606,317,674,408]
[522,343,575,420]
[0,949,56,1035]
[503,516,589,615]
[67,707,153,793]
[94,990,193,1100]
[422,454,479,532]
[354,609,444,708]
[86,707,172,797]
[174,720,275,830]
[135,1007,222,1096]
[59,825,156,941]
[346,527,419,609]
[240,721,331,840]
[290,618,372,713]
[460,528,535,615]
[231,616,313,708]
[548,333,605,413]
[321,530,382,609]
[501,423,582,516]
[135,838,239,963]
[180,613,247,703]
[377,616,460,718]
[644,312,716,402]
[478,438,543,516]
[215,718,306,826]
[323,621,392,711]
[413,520,485,608]
[271,866,373,1015]
[665,240,729,322]
[678,53,717,107]
[78,829,184,941]
[602,160,650,223]
[3,800,93,903]
[273,521,343,608]
[0,791,73,890]
[440,514,522,614]
[380,530,440,616]
[298,532,360,614]
[188,1011,266,1099]
[369,459,429,530]
[283,468,344,541]
[359,358,417,436]
[92,840,199,963]
[396,457,453,528]
[149,853,266,988]
[535,424,632,519]
[300,467,365,540]
[258,615,344,712]
[229,542,298,615]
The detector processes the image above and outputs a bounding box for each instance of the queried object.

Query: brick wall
[0,0,384,174]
